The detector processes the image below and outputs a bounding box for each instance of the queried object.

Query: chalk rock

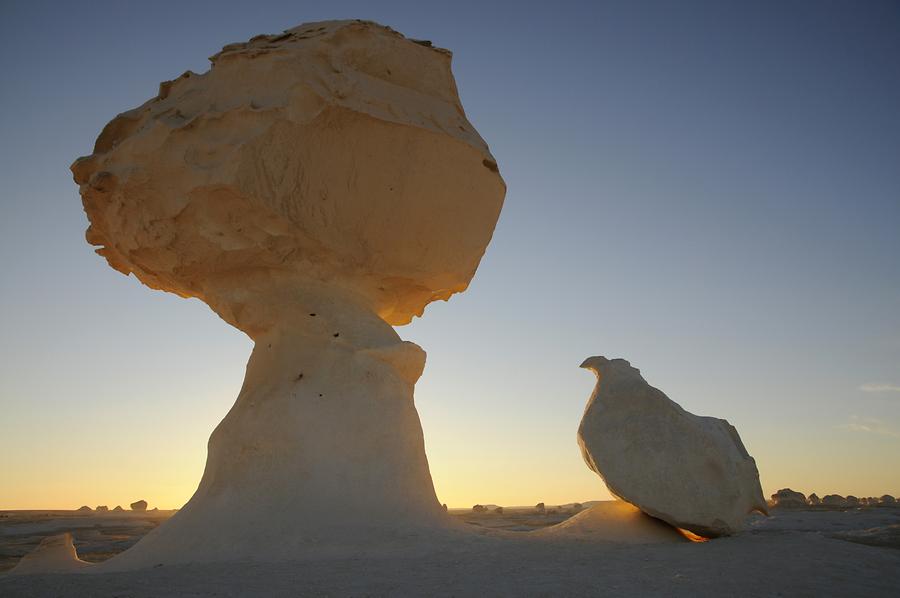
[71,19,504,333]
[808,493,821,506]
[130,500,148,511]
[9,533,90,575]
[72,20,504,569]
[578,357,767,537]
[881,495,897,505]
[822,495,846,507]
[771,488,807,509]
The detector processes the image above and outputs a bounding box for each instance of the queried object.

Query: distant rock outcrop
[822,495,846,507]
[494,506,504,514]
[76,505,92,512]
[578,356,767,537]
[534,502,546,514]
[771,488,807,508]
[95,505,109,512]
[112,505,125,512]
[130,500,148,511]
[472,504,486,513]
[881,495,896,505]
[845,496,860,506]
[808,493,821,506]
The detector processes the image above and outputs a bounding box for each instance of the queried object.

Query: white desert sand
[2,505,900,596]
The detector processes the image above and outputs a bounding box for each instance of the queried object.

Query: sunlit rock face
[577,357,767,538]
[72,20,504,568]
[72,19,504,333]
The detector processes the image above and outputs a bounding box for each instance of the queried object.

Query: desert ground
[2,503,898,597]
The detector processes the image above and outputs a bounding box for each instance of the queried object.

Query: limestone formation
[578,357,767,537]
[845,496,860,506]
[8,534,90,575]
[808,493,821,506]
[71,20,504,568]
[771,488,807,509]
[76,505,92,512]
[130,500,148,511]
[95,505,108,512]
[113,505,125,512]
[881,495,897,505]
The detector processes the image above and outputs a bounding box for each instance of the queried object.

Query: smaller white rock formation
[808,493,821,506]
[771,488,807,509]
[9,533,90,576]
[130,500,148,511]
[578,357,767,537]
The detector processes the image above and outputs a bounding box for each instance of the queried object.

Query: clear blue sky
[1,0,898,509]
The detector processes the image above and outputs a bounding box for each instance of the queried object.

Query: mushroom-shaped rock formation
[771,488,807,509]
[130,500,148,511]
[71,20,504,569]
[9,534,90,576]
[577,357,767,537]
